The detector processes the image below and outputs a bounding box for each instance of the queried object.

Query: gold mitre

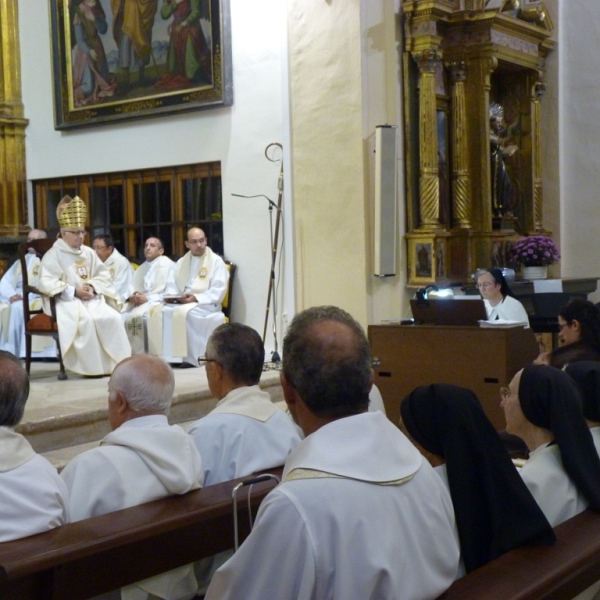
[57,195,87,229]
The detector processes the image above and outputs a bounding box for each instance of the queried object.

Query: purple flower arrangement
[509,235,560,267]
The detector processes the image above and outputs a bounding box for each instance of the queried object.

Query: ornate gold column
[531,78,546,232]
[447,61,471,229]
[413,50,441,231]
[0,0,29,236]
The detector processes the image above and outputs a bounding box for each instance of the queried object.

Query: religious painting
[415,243,433,278]
[49,0,232,129]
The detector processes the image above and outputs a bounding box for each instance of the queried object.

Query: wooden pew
[0,469,281,600]
[438,509,600,600]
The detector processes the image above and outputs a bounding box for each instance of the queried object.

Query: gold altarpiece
[402,0,555,286]
[0,0,29,274]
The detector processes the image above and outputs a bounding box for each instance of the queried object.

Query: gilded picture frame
[49,0,232,130]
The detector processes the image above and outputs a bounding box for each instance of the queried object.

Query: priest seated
[150,227,229,367]
[38,196,131,376]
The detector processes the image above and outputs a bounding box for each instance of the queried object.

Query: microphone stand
[231,143,284,365]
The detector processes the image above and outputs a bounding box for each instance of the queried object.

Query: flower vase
[522,265,548,280]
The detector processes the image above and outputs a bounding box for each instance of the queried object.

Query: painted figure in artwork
[490,102,518,217]
[71,0,117,106]
[155,0,212,91]
[111,0,160,88]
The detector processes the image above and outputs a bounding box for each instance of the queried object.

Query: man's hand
[75,285,95,301]
[179,293,198,304]
[9,294,22,303]
[129,292,148,306]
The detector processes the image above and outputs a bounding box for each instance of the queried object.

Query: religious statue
[489,103,518,217]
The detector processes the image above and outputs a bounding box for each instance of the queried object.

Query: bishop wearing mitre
[38,196,131,376]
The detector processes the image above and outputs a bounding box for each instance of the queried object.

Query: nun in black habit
[401,383,555,575]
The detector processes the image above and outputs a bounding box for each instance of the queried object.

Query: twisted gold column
[0,0,29,236]
[414,50,441,231]
[447,61,471,229]
[532,80,546,232]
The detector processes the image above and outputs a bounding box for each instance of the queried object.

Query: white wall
[553,0,600,298]
[18,0,292,354]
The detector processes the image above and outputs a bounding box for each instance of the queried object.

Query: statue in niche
[489,103,518,217]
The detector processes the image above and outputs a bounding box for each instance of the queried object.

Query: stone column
[447,61,471,229]
[0,0,29,236]
[414,49,441,231]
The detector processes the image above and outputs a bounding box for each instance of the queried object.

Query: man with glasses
[38,196,131,376]
[92,234,134,309]
[190,323,301,593]
[154,227,229,367]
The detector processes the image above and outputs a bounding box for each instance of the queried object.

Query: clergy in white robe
[122,238,175,354]
[0,351,69,542]
[154,228,228,366]
[92,234,134,308]
[60,355,203,600]
[206,306,460,600]
[189,323,302,594]
[0,229,55,358]
[38,238,131,376]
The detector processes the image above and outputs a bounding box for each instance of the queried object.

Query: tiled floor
[19,362,284,468]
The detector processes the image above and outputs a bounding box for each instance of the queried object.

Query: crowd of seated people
[4,247,600,598]
[0,196,229,376]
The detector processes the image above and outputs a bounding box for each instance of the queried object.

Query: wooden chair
[223,261,236,322]
[18,239,67,380]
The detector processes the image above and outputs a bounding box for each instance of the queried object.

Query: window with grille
[33,162,223,260]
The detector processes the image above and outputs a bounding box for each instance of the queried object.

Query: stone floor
[18,362,284,470]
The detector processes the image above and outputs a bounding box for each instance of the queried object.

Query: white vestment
[122,256,175,354]
[61,415,204,600]
[0,427,69,542]
[189,385,302,593]
[206,411,460,600]
[519,442,588,527]
[104,248,134,307]
[38,239,131,376]
[0,254,56,358]
[484,295,530,326]
[156,248,228,365]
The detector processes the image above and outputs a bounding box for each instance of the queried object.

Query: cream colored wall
[287,0,409,328]
[17,0,291,354]
[552,0,600,299]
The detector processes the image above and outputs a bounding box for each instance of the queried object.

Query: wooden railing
[0,469,281,600]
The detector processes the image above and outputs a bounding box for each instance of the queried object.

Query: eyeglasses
[198,356,219,366]
[476,282,495,289]
[557,322,571,332]
[499,387,516,401]
[64,230,87,236]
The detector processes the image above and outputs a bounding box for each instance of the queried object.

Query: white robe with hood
[205,411,460,600]
[0,427,69,542]
[61,415,204,600]
[38,239,131,375]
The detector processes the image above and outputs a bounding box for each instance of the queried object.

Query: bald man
[0,229,56,358]
[153,227,229,367]
[60,355,203,599]
[122,237,175,354]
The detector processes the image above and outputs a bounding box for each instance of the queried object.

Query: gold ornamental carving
[447,61,471,229]
[413,49,442,230]
[0,0,29,237]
